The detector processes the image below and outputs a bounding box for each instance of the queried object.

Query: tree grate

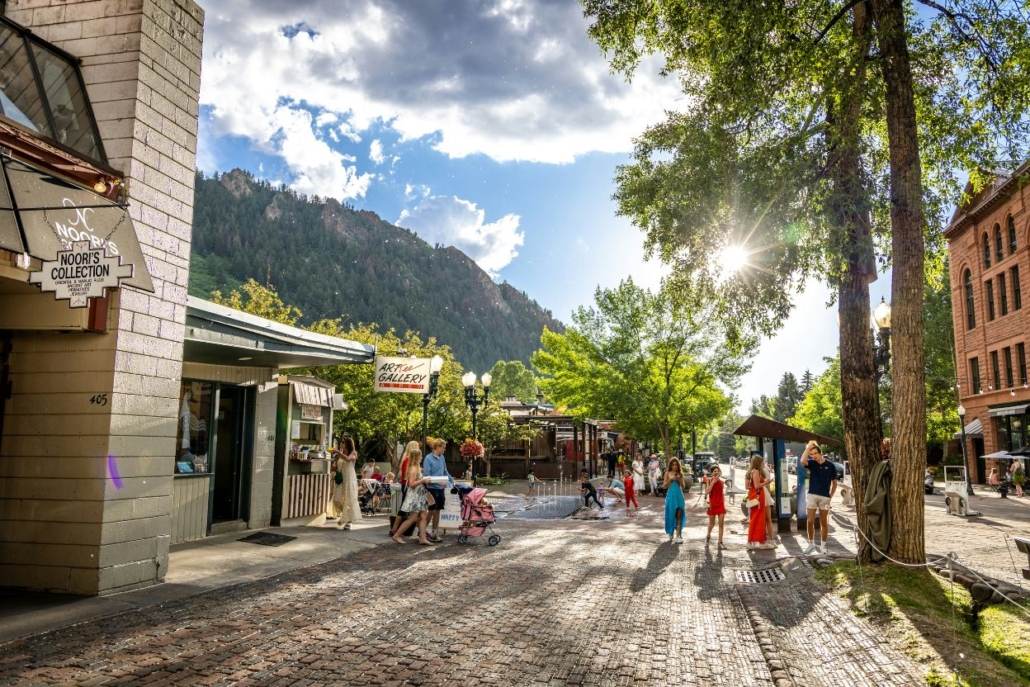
[238,532,297,547]
[735,568,786,585]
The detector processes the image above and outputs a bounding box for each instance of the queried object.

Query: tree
[487,360,538,404]
[749,396,775,420]
[924,265,958,458]
[791,358,845,447]
[773,372,804,423]
[532,279,751,459]
[801,370,814,394]
[475,406,538,477]
[210,278,302,325]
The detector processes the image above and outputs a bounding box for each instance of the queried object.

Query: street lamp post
[872,298,892,436]
[958,404,973,496]
[421,355,444,451]
[462,371,492,483]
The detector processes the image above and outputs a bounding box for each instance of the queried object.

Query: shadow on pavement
[630,541,679,593]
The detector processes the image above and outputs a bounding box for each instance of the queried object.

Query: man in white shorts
[801,441,837,555]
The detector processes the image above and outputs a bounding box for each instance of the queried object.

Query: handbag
[334,471,343,485]
[746,497,760,508]
[425,489,436,507]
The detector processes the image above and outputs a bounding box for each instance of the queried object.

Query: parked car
[829,459,846,481]
[690,452,718,480]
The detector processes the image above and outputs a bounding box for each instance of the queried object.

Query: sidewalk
[0,517,392,644]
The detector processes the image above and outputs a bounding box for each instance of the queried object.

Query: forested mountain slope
[188,169,563,371]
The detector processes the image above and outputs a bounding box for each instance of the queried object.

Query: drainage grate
[238,532,297,547]
[735,568,786,585]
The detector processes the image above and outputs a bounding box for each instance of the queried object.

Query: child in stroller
[359,478,386,515]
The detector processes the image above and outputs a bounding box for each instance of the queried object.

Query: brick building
[946,162,1030,485]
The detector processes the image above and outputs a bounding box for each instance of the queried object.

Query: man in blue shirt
[801,441,838,555]
[423,439,454,542]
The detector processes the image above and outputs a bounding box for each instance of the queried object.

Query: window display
[175,380,212,474]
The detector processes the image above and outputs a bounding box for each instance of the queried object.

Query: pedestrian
[759,453,776,545]
[746,454,770,549]
[525,469,539,504]
[581,472,604,509]
[389,440,420,537]
[705,465,726,547]
[632,452,645,497]
[801,441,837,555]
[664,457,687,543]
[361,459,375,480]
[648,454,662,496]
[393,449,433,545]
[328,436,361,531]
[988,467,1001,487]
[1010,460,1025,497]
[423,439,454,543]
[624,470,639,510]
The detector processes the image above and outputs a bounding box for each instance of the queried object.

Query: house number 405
[90,394,109,406]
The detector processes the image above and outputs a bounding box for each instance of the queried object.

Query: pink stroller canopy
[466,488,488,505]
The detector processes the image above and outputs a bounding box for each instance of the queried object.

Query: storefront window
[995,414,1028,452]
[30,42,100,160]
[0,25,49,135]
[175,380,212,474]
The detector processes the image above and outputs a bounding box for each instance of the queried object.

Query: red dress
[707,479,726,515]
[747,484,767,544]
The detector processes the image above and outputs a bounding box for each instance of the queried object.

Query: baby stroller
[359,479,386,516]
[452,484,501,546]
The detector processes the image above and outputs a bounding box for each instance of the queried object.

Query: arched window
[995,224,1004,262]
[1009,216,1018,254]
[965,269,976,329]
[984,233,992,267]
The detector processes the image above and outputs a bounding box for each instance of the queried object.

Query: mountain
[187,169,564,372]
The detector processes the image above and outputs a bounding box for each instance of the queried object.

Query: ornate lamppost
[958,404,973,496]
[462,371,491,482]
[421,355,443,451]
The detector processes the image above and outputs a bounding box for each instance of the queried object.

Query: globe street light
[463,372,492,483]
[871,298,892,437]
[958,404,973,496]
[421,354,444,451]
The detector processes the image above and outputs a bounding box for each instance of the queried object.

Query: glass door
[212,386,246,522]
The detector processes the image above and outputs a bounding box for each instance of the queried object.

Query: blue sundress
[664,476,687,536]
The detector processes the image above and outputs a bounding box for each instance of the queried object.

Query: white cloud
[396,196,523,276]
[404,183,431,199]
[369,139,385,165]
[198,0,681,167]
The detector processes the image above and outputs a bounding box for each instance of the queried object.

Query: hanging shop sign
[28,240,134,307]
[374,356,431,394]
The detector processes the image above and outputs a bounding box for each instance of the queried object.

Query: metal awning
[0,155,153,292]
[733,414,842,447]
[184,296,375,368]
[953,417,983,439]
[988,404,1029,417]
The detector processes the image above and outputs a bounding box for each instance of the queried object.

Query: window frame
[971,357,982,394]
[995,224,1005,263]
[999,271,1008,316]
[987,279,996,321]
[964,269,976,329]
[1019,343,1028,386]
[1014,266,1023,311]
[992,350,1001,390]
[1005,346,1014,388]
[1009,216,1018,254]
[984,233,992,268]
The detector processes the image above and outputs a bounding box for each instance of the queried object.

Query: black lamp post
[872,297,892,436]
[421,355,443,452]
[462,371,491,482]
[958,404,973,496]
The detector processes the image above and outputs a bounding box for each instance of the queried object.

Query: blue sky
[195,0,891,409]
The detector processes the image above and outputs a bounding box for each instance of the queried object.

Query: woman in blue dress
[664,457,687,543]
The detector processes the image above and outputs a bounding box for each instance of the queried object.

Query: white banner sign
[374,356,431,394]
[28,240,133,307]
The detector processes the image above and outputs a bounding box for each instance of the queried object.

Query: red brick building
[946,162,1030,484]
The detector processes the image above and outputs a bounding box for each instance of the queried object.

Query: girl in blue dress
[664,457,687,543]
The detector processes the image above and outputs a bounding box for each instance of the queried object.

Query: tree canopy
[487,360,538,404]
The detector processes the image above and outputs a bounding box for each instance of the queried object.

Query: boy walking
[581,472,604,509]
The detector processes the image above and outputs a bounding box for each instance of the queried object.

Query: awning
[184,296,375,368]
[0,155,153,292]
[988,404,1029,418]
[733,414,842,447]
[953,418,983,439]
[293,382,333,407]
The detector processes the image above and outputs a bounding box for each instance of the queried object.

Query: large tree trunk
[829,2,882,561]
[871,0,927,564]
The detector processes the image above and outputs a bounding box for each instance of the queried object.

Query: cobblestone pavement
[0,497,927,686]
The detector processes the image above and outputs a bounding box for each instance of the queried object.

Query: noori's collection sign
[374,356,432,394]
[28,240,134,307]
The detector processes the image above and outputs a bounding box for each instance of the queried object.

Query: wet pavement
[0,490,927,686]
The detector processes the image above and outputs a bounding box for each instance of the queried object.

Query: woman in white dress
[648,455,662,496]
[631,453,645,496]
[329,436,361,530]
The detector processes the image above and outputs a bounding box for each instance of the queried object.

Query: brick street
[0,493,927,687]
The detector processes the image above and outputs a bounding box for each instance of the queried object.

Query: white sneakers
[819,543,828,555]
[803,542,817,555]
[676,536,684,544]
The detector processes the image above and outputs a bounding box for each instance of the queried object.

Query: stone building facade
[946,162,1030,484]
[0,0,204,594]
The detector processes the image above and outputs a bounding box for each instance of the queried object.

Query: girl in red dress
[746,455,770,550]
[705,465,727,547]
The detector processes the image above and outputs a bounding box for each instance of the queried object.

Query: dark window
[996,225,1005,262]
[995,414,1027,452]
[1019,344,1028,386]
[1005,347,1014,387]
[1014,266,1023,311]
[1010,216,1018,254]
[987,279,996,320]
[965,270,976,329]
[0,19,105,163]
[971,357,981,393]
[992,350,1001,389]
[984,233,992,267]
[174,380,213,474]
[999,272,1008,315]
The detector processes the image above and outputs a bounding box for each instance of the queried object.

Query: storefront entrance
[212,386,250,523]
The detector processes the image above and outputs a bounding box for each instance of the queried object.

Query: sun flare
[719,245,750,275]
